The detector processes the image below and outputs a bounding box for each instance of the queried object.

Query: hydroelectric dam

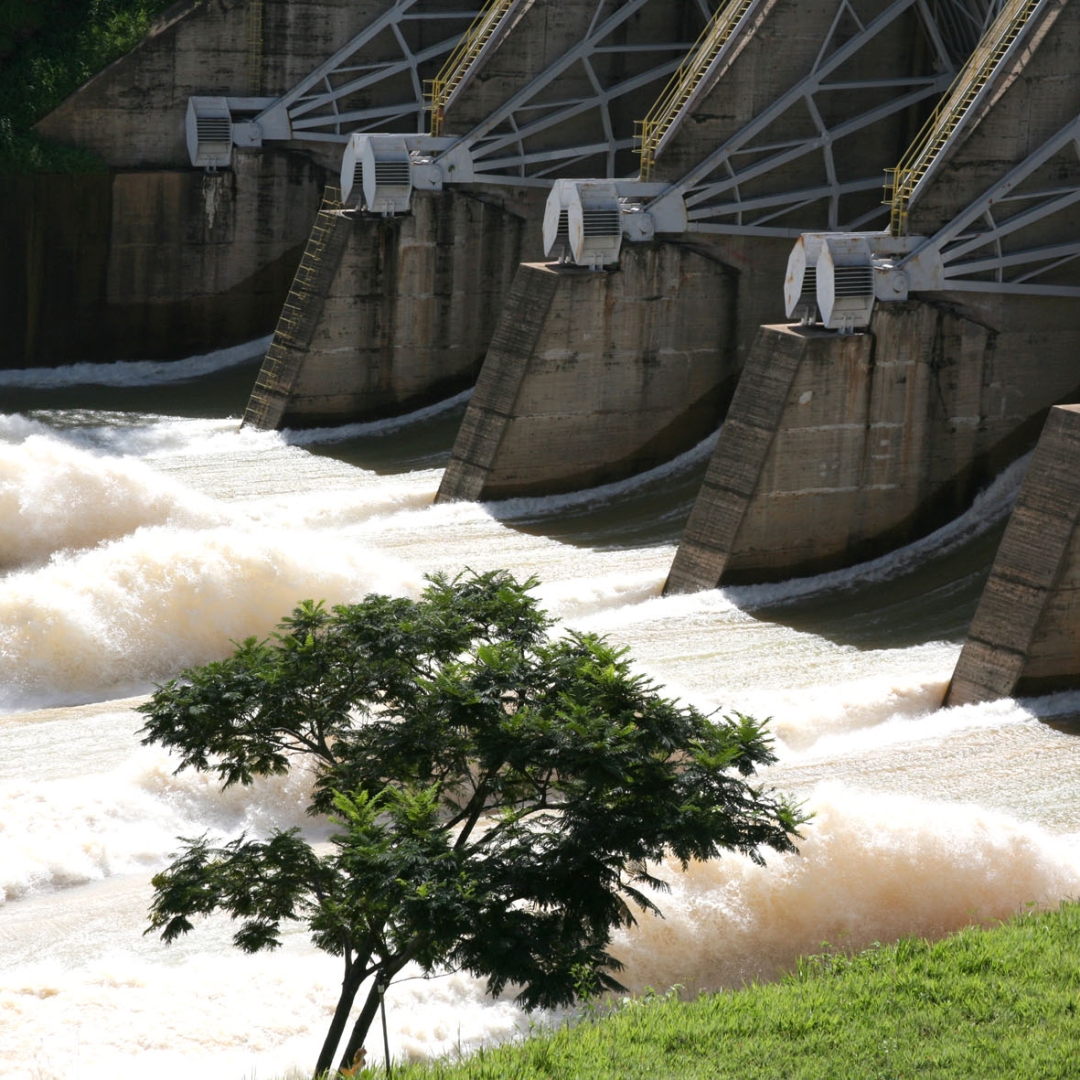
[7,0,1080,703]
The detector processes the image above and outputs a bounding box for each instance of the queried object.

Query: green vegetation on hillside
[0,0,178,172]
[364,901,1080,1080]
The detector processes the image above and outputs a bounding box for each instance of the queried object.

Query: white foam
[611,782,1080,994]
[0,434,227,570]
[282,388,474,444]
[2,403,1076,1080]
[0,524,422,709]
[0,939,543,1080]
[0,336,271,389]
[0,742,318,904]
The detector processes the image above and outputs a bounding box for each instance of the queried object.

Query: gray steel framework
[643,0,1008,237]
[431,0,719,183]
[219,0,720,184]
[902,112,1080,297]
[253,2,481,142]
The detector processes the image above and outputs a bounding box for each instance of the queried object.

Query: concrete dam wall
[12,0,1080,699]
[436,0,973,500]
[8,0,479,366]
[242,0,719,429]
[3,153,324,365]
[665,297,1078,591]
[667,0,1080,594]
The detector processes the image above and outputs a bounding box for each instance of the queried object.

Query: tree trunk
[336,979,385,1074]
[313,959,367,1078]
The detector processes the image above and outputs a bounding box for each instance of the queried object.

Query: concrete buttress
[243,0,719,429]
[946,405,1080,704]
[665,300,1078,590]
[437,249,738,500]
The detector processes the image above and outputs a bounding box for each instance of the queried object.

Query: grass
[332,901,1080,1079]
[0,0,179,173]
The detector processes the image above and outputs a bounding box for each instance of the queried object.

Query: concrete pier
[667,0,1080,591]
[258,188,527,428]
[437,247,736,500]
[245,0,715,428]
[665,299,1079,591]
[946,405,1080,705]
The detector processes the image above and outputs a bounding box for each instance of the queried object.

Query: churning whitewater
[3,345,1080,1080]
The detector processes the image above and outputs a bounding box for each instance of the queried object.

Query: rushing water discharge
[3,340,1080,1079]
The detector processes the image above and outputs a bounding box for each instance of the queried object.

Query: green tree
[139,571,806,1077]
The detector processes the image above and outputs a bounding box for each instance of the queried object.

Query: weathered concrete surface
[665,299,1080,592]
[11,0,472,366]
[2,151,324,366]
[34,0,464,169]
[436,247,737,501]
[946,405,1080,705]
[432,0,959,495]
[275,188,527,427]
[248,0,708,428]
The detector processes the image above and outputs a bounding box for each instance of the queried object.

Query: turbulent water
[3,340,1080,1080]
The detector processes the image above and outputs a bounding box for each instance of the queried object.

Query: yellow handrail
[426,0,515,136]
[885,0,1040,235]
[634,0,755,180]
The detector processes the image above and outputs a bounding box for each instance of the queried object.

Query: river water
[3,340,1080,1080]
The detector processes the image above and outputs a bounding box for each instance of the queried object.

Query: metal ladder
[634,0,757,180]
[426,0,516,136]
[243,186,350,430]
[885,0,1041,235]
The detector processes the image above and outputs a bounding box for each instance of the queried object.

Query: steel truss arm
[645,0,964,234]
[231,0,715,186]
[438,0,712,183]
[253,3,483,142]
[900,113,1080,296]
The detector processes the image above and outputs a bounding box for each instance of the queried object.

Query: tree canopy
[139,570,806,1077]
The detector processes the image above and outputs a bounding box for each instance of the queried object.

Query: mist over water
[3,348,1080,1079]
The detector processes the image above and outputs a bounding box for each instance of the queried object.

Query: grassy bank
[355,901,1080,1079]
[0,0,177,172]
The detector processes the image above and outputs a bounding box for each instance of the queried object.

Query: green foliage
[373,902,1080,1079]
[139,570,804,1077]
[0,0,177,173]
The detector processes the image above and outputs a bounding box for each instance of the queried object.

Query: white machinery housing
[784,233,824,324]
[542,180,624,270]
[186,98,233,169]
[817,235,875,333]
[341,134,413,214]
